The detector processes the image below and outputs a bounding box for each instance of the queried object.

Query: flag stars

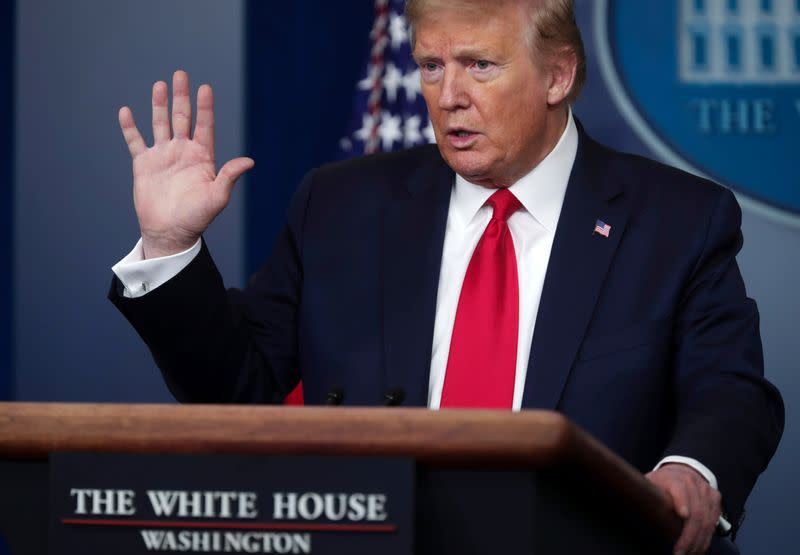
[383,63,403,103]
[357,64,381,91]
[423,119,436,143]
[402,67,421,102]
[382,65,421,104]
[379,111,403,151]
[388,13,409,50]
[354,113,378,144]
[404,115,423,147]
[351,113,433,151]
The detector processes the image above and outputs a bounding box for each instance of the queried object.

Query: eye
[468,59,499,81]
[419,61,443,83]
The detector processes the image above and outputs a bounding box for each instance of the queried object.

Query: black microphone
[383,388,406,407]
[326,386,345,406]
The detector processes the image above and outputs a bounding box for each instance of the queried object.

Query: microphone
[325,386,345,406]
[383,388,406,407]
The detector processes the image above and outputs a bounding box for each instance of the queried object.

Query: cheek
[479,91,538,145]
[491,77,547,138]
[421,86,440,115]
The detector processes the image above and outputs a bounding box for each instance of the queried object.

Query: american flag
[594,220,611,238]
[338,0,435,158]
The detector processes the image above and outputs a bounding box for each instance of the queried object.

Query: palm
[133,139,218,239]
[119,70,254,258]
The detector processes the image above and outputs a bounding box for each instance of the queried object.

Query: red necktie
[441,188,521,409]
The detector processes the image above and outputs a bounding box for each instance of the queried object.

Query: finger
[699,531,713,555]
[678,485,705,555]
[215,157,255,200]
[152,80,170,144]
[698,490,722,553]
[686,482,717,554]
[673,481,691,520]
[667,481,694,554]
[118,107,147,158]
[171,69,192,139]
[194,84,215,157]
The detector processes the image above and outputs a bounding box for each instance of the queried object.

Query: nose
[438,66,470,111]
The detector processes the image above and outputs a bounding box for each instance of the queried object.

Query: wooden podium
[0,403,681,554]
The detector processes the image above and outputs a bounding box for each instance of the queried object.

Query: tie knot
[487,189,522,223]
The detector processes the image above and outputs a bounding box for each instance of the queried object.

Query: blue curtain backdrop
[1,0,13,401]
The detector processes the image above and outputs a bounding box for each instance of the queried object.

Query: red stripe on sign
[61,518,397,533]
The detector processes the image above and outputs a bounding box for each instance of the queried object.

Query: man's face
[412,3,564,188]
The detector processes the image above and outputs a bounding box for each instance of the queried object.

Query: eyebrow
[413,45,498,63]
[451,46,496,60]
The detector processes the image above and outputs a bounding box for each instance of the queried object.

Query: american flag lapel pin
[593,219,611,238]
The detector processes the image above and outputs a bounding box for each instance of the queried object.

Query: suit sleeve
[664,187,784,529]
[108,171,316,404]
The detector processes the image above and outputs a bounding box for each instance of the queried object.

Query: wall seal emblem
[595,0,800,225]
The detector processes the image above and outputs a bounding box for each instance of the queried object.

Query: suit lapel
[382,148,453,406]
[522,133,630,409]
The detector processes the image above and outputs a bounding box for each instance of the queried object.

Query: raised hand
[118,70,254,259]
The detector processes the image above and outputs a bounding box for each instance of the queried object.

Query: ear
[546,47,578,106]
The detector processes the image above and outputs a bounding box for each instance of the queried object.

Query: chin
[441,150,494,182]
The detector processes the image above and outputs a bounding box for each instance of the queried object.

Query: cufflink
[715,514,732,536]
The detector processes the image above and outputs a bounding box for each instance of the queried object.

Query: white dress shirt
[427,114,577,410]
[112,112,723,511]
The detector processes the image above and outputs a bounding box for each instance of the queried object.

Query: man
[111,1,783,553]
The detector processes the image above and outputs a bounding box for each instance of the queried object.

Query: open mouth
[447,129,479,147]
[448,127,477,136]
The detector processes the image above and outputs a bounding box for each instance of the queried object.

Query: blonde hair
[405,0,586,103]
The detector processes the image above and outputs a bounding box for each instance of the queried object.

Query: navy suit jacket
[111,126,783,529]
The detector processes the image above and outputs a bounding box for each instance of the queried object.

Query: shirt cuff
[654,456,732,533]
[655,456,717,489]
[111,238,202,298]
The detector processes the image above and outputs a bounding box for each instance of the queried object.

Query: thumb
[215,156,255,197]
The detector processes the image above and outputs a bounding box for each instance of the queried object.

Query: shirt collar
[451,110,578,233]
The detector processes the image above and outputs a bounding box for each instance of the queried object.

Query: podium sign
[0,403,690,554]
[49,453,414,555]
